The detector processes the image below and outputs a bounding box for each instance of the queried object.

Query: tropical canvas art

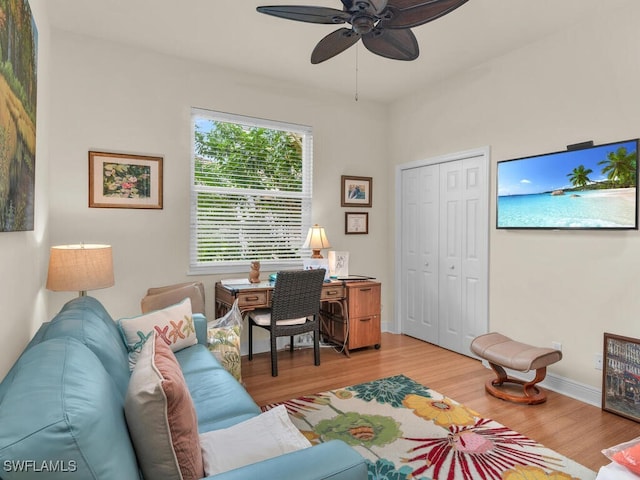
[0,0,38,231]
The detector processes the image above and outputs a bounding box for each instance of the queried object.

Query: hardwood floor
[241,332,640,472]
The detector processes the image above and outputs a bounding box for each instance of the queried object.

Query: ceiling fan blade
[362,28,419,61]
[383,0,468,29]
[311,28,361,64]
[257,5,351,24]
[367,0,389,14]
[340,0,354,9]
[341,0,388,14]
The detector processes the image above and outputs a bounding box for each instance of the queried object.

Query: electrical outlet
[551,341,562,351]
[594,353,603,370]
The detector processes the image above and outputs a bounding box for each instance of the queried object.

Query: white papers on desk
[221,278,251,286]
[303,259,330,280]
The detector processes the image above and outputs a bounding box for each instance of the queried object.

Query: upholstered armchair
[140,281,205,314]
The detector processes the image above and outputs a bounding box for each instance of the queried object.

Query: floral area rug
[262,375,596,480]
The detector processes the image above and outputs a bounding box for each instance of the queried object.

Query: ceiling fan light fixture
[351,15,375,34]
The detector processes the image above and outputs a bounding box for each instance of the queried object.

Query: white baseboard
[480,360,601,407]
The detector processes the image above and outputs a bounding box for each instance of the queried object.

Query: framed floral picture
[89,151,163,209]
[341,175,372,207]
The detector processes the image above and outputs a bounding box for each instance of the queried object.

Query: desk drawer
[321,285,345,301]
[237,291,269,308]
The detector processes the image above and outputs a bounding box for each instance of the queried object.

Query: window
[190,109,313,274]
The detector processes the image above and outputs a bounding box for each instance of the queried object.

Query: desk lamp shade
[302,224,331,258]
[46,244,114,296]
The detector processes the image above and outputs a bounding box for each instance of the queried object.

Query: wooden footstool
[470,332,562,405]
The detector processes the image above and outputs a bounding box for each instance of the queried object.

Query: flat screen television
[496,139,639,230]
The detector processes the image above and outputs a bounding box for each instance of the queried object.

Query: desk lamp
[303,224,331,258]
[46,244,114,296]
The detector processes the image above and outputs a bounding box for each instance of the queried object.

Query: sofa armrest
[204,440,367,480]
[194,313,207,346]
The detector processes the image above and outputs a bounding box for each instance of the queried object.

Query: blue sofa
[0,296,367,479]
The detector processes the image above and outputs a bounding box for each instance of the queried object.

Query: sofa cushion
[125,333,204,480]
[200,405,311,476]
[41,296,131,400]
[119,298,197,369]
[174,344,261,431]
[0,337,139,479]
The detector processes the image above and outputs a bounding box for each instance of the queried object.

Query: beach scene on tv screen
[497,140,638,228]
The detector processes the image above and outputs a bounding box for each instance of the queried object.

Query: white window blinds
[190,109,313,274]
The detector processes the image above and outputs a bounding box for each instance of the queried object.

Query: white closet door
[399,149,488,357]
[401,165,439,343]
[438,161,463,351]
[459,155,489,355]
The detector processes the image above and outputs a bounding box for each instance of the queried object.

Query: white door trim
[393,146,491,335]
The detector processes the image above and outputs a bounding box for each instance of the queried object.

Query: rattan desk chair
[248,269,326,377]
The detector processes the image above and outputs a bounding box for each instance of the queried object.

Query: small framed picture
[329,251,349,277]
[341,175,372,207]
[345,212,368,235]
[89,151,163,209]
[602,332,640,423]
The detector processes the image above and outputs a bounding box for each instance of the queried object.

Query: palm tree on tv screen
[598,147,637,188]
[567,165,593,190]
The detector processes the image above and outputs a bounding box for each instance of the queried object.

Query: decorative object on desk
[263,375,595,480]
[302,224,331,258]
[249,261,261,284]
[341,175,372,207]
[46,244,114,297]
[602,333,640,423]
[328,251,349,278]
[89,151,163,209]
[345,212,368,234]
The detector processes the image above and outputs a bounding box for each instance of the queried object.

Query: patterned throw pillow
[118,298,196,370]
[207,325,242,382]
[124,332,204,480]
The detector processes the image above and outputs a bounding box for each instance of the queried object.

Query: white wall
[389,3,640,390]
[45,31,391,354]
[0,1,51,379]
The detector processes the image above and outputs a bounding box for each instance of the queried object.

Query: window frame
[189,108,314,275]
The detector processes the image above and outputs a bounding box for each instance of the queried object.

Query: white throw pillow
[199,405,311,476]
[118,298,197,369]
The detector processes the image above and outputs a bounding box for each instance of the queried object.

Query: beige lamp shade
[302,224,331,258]
[46,244,115,296]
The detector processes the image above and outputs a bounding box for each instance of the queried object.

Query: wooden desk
[215,280,381,355]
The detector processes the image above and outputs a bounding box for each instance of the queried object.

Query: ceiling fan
[257,0,469,64]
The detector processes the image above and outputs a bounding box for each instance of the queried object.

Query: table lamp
[46,244,115,296]
[302,224,331,258]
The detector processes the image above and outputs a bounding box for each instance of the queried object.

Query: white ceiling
[39,0,634,104]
